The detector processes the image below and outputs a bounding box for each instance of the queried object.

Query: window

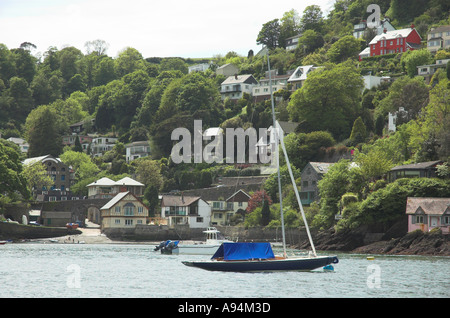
[442,215,450,225]
[125,219,133,226]
[124,203,135,216]
[115,219,121,224]
[415,215,425,224]
[138,206,144,214]
[390,41,393,45]
[137,220,143,224]
[61,175,65,181]
[115,206,121,214]
[303,181,308,187]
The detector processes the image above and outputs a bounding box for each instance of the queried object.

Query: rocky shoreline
[296,227,450,256]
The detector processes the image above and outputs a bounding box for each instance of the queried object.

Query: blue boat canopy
[211,242,275,261]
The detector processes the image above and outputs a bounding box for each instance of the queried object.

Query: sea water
[0,243,448,298]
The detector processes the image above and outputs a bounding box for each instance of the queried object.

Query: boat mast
[266,50,287,258]
[277,123,317,256]
[266,49,317,257]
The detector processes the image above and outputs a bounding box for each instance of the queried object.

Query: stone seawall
[104,224,313,245]
[0,222,81,240]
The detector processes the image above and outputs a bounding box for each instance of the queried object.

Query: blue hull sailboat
[182,48,339,272]
[182,242,338,272]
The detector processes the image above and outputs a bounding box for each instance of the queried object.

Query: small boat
[182,242,339,272]
[66,223,79,230]
[154,227,232,255]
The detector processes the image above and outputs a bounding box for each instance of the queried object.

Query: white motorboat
[154,227,232,255]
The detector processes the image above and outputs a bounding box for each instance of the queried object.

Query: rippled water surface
[1,243,448,298]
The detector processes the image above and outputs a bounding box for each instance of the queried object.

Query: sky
[0,0,335,59]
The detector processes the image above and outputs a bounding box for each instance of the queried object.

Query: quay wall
[104,224,313,245]
[0,222,80,240]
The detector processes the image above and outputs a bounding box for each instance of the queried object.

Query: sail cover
[211,242,275,260]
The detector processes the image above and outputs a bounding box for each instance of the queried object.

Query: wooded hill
[0,0,449,231]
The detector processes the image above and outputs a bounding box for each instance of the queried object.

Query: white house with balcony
[417,59,450,83]
[125,140,150,162]
[252,71,289,103]
[285,34,302,51]
[220,74,258,101]
[160,195,211,228]
[90,136,118,157]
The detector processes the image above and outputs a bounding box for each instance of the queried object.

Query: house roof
[405,197,450,215]
[428,25,450,34]
[100,191,130,210]
[391,160,443,171]
[161,195,201,207]
[216,63,238,70]
[87,177,144,187]
[125,140,149,147]
[221,74,258,85]
[226,189,251,202]
[115,177,144,187]
[87,177,116,187]
[307,162,335,174]
[370,28,418,44]
[178,183,264,202]
[288,65,319,82]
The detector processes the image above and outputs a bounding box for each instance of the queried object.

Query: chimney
[383,28,387,34]
[234,74,238,80]
[411,23,415,29]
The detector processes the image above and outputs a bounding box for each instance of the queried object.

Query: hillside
[0,0,449,233]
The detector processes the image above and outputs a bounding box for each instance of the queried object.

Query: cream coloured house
[87,177,144,199]
[100,191,148,230]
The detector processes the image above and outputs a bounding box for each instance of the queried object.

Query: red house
[369,25,422,57]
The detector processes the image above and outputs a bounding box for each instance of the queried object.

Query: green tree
[21,161,53,199]
[327,35,361,63]
[60,150,100,181]
[354,148,393,183]
[401,49,433,78]
[376,76,429,123]
[287,61,363,140]
[114,47,147,77]
[257,19,281,49]
[134,158,163,191]
[25,106,65,157]
[315,159,364,228]
[0,140,29,203]
[261,199,272,226]
[296,30,324,55]
[349,116,367,144]
[160,58,188,74]
[300,5,324,33]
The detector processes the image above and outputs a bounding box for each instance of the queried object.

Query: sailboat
[182,49,339,272]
